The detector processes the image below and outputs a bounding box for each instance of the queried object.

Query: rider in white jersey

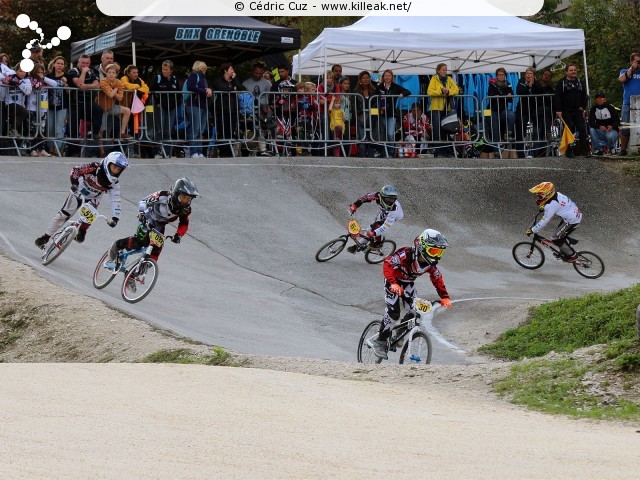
[527,181,582,262]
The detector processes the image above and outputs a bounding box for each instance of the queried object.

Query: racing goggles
[424,246,445,259]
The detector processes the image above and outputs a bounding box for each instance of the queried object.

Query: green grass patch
[479,285,640,360]
[140,346,238,366]
[495,358,640,420]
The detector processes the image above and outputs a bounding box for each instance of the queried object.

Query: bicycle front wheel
[399,331,433,364]
[365,239,396,264]
[121,258,159,303]
[357,320,384,364]
[315,237,347,262]
[42,227,75,266]
[573,251,605,279]
[93,250,118,289]
[512,241,545,269]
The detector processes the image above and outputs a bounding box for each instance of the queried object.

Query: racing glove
[137,212,147,224]
[70,184,79,193]
[525,228,533,237]
[389,284,404,296]
[171,235,181,244]
[107,217,119,228]
[349,204,358,214]
[440,298,452,309]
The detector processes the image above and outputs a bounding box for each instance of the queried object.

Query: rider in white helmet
[34,152,128,249]
[347,184,404,253]
[367,228,453,360]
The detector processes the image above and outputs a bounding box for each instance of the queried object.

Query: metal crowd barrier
[0,85,577,159]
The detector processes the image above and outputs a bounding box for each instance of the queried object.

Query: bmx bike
[357,297,441,365]
[92,229,173,303]
[41,198,108,266]
[315,218,396,264]
[512,213,604,279]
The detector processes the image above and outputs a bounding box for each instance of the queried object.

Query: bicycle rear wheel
[42,227,75,266]
[365,239,396,264]
[512,241,545,269]
[357,320,384,364]
[315,237,347,262]
[93,250,118,289]
[399,331,433,364]
[121,258,159,303]
[573,251,604,279]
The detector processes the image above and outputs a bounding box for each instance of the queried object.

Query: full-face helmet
[278,80,295,92]
[101,152,128,184]
[168,177,199,216]
[378,184,398,209]
[413,228,449,266]
[529,181,555,206]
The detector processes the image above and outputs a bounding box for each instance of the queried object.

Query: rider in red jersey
[368,228,453,359]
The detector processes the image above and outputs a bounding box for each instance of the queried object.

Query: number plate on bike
[149,230,164,247]
[348,219,361,235]
[79,205,97,224]
[414,300,431,313]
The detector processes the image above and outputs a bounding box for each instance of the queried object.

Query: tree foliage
[560,0,640,105]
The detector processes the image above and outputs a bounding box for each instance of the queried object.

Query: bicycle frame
[390,298,440,351]
[115,228,173,274]
[528,210,576,259]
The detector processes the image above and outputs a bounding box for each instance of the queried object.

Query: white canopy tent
[293,14,587,88]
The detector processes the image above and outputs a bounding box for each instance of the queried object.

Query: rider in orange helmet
[527,182,582,262]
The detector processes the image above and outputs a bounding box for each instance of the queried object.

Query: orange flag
[559,117,575,155]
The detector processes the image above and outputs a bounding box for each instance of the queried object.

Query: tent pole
[582,49,590,97]
[132,42,137,65]
[297,49,301,81]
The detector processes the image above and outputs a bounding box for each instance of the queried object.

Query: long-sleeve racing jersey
[532,192,582,233]
[70,162,122,219]
[353,192,404,236]
[139,190,190,237]
[383,246,449,300]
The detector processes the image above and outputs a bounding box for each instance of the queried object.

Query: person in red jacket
[367,228,453,359]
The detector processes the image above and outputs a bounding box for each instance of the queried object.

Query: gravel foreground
[1,254,639,479]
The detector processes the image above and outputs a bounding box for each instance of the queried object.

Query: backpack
[182,73,200,103]
[238,92,255,115]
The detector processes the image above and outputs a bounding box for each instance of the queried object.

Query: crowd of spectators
[0,48,637,158]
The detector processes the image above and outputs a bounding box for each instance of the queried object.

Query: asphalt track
[1,155,638,363]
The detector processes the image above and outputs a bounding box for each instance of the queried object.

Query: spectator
[354,70,377,157]
[151,59,180,158]
[555,63,588,157]
[515,66,543,155]
[121,64,149,138]
[29,46,45,68]
[26,63,56,156]
[538,69,556,142]
[4,64,32,137]
[375,69,411,157]
[617,52,640,156]
[488,67,516,142]
[92,49,114,81]
[243,62,274,157]
[338,76,352,142]
[263,70,273,82]
[97,63,132,140]
[184,60,212,158]
[588,92,619,156]
[402,102,430,155]
[45,55,68,156]
[65,54,103,156]
[0,54,14,136]
[271,64,296,91]
[213,63,245,157]
[329,95,346,157]
[427,63,459,154]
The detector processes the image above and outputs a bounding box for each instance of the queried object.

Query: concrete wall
[631,94,640,152]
